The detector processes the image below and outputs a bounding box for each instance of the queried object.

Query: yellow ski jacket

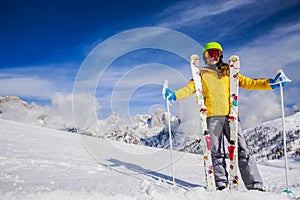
[174,68,272,117]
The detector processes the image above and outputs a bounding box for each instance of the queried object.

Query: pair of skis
[190,54,240,191]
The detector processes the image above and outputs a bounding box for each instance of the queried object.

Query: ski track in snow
[0,119,299,200]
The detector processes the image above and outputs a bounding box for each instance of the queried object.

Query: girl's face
[206,55,220,65]
[204,49,222,65]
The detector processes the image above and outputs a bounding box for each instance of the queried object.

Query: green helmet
[202,42,223,53]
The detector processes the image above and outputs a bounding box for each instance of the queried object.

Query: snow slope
[1,119,299,200]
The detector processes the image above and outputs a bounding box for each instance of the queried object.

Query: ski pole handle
[164,80,168,90]
[273,69,292,84]
[162,80,168,99]
[273,70,282,83]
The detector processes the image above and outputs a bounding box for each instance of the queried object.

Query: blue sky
[1,0,300,128]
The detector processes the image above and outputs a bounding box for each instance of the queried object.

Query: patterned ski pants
[207,116,263,190]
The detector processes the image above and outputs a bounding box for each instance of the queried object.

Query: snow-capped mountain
[1,96,300,161]
[243,112,300,160]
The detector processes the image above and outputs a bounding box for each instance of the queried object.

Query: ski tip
[190,54,200,60]
[229,55,239,62]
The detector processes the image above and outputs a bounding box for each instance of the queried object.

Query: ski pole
[280,83,290,194]
[274,70,292,194]
[162,80,175,185]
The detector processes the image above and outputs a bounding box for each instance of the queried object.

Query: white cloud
[0,77,56,99]
[156,0,256,28]
[156,0,299,32]
[223,20,300,127]
[233,20,300,78]
[239,90,282,128]
[0,63,78,99]
[51,92,101,130]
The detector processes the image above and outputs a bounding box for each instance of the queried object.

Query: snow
[1,119,299,200]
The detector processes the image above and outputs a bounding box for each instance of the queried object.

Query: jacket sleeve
[174,79,196,100]
[238,74,273,90]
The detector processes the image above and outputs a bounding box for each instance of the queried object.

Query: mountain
[243,112,300,160]
[1,96,300,161]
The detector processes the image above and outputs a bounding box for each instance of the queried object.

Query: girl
[165,42,285,191]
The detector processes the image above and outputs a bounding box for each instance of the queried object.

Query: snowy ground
[1,119,299,200]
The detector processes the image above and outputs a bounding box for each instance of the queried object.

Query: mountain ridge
[1,96,299,160]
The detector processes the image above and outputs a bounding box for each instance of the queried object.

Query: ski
[228,55,240,189]
[190,54,216,191]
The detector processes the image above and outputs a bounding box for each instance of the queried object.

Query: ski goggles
[203,49,222,58]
